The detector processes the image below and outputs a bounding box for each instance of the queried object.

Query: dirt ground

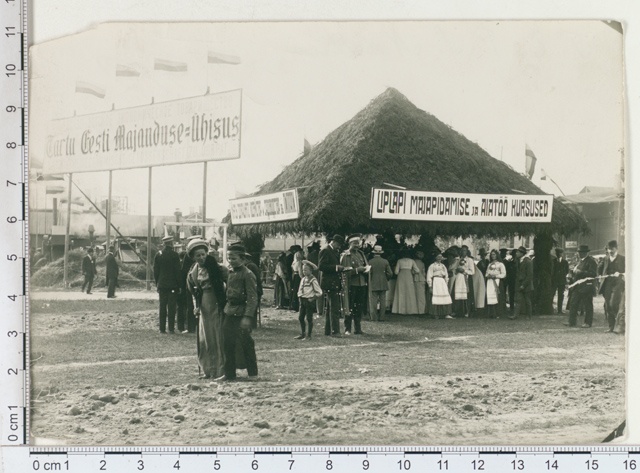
[29,289,625,446]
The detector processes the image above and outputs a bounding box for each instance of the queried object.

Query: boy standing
[223,244,259,381]
[295,261,322,340]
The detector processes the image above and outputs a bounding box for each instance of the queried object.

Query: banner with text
[370,188,553,223]
[42,89,242,173]
[230,189,300,225]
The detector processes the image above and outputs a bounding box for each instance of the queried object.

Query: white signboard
[42,89,242,173]
[230,189,300,225]
[370,188,554,223]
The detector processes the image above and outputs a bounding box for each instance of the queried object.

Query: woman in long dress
[485,249,506,318]
[186,239,228,380]
[274,252,289,309]
[427,253,452,318]
[392,250,419,314]
[448,253,470,318]
[413,250,427,314]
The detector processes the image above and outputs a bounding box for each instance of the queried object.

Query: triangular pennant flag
[207,51,241,65]
[303,138,311,156]
[75,81,105,98]
[154,58,188,72]
[116,64,141,77]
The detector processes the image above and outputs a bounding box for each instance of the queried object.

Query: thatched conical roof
[231,88,587,238]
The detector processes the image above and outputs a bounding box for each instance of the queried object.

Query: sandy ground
[29,290,625,446]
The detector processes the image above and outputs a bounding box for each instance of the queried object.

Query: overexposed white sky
[31,20,623,220]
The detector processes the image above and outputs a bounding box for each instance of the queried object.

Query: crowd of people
[70,233,625,381]
[267,234,626,338]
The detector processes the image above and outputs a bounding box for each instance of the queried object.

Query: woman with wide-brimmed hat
[186,239,228,380]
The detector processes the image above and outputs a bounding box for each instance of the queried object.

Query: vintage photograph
[28,21,626,445]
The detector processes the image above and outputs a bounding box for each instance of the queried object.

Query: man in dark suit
[551,248,570,314]
[368,245,392,321]
[318,234,345,336]
[598,240,625,333]
[510,246,533,320]
[105,245,119,298]
[81,247,97,294]
[154,235,182,334]
[567,244,598,328]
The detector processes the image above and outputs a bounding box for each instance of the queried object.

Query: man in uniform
[318,234,345,336]
[81,247,97,294]
[154,235,182,334]
[567,244,598,328]
[598,240,625,333]
[340,234,369,335]
[510,246,533,320]
[223,243,259,381]
[551,248,570,314]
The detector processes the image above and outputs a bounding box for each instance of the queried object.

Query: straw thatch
[230,88,587,238]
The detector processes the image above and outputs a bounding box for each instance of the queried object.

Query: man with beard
[340,234,369,335]
[598,240,625,333]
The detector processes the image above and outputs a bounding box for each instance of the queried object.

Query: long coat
[318,245,342,291]
[551,257,569,287]
[516,256,534,292]
[598,254,625,295]
[105,252,119,285]
[82,255,97,276]
[369,255,392,292]
[153,247,182,291]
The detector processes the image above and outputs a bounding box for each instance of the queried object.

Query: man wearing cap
[318,234,345,336]
[510,246,533,320]
[154,235,182,334]
[105,245,119,298]
[368,245,393,321]
[551,248,570,314]
[223,243,259,380]
[567,244,598,328]
[340,234,369,335]
[598,240,625,333]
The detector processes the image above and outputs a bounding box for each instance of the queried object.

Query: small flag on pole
[116,64,141,77]
[45,185,65,194]
[525,144,537,180]
[540,168,548,181]
[154,58,188,72]
[303,138,311,156]
[75,81,106,98]
[207,51,241,65]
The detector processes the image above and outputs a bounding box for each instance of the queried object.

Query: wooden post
[62,173,73,287]
[106,170,112,248]
[202,161,207,240]
[146,167,152,290]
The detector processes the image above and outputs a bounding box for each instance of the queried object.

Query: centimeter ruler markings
[1,0,639,469]
[0,0,28,449]
[1,447,640,472]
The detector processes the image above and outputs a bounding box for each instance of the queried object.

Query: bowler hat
[329,234,345,245]
[371,245,384,254]
[606,240,618,249]
[516,246,527,254]
[577,244,591,253]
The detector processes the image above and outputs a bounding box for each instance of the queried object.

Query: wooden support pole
[106,170,112,248]
[62,173,73,287]
[146,167,152,291]
[202,161,208,239]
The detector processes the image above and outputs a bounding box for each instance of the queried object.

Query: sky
[29,19,624,221]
